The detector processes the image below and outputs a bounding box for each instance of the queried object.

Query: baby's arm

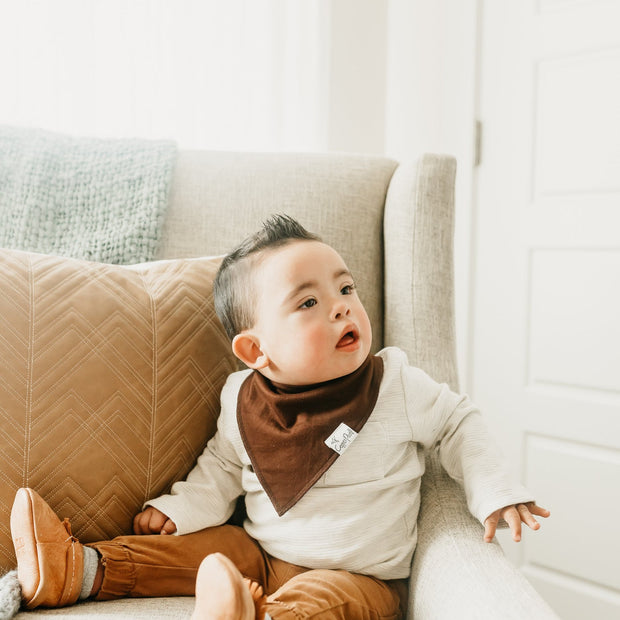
[133,373,247,535]
[484,502,551,543]
[140,428,244,535]
[401,361,549,541]
[133,506,177,535]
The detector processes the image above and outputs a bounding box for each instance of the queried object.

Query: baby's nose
[332,301,351,320]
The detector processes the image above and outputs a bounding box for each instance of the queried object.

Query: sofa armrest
[408,453,558,620]
[384,154,459,390]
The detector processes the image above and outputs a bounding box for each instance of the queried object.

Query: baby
[11,215,549,619]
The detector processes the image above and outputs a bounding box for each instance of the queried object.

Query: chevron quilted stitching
[0,249,236,571]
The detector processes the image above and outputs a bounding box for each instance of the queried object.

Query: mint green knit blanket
[0,126,177,264]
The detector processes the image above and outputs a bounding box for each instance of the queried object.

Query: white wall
[384,0,479,389]
[0,0,478,382]
[0,0,330,151]
[326,0,388,154]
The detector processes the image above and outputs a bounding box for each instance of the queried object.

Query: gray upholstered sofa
[12,150,558,619]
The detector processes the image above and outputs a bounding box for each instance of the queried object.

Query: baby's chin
[305,359,370,386]
[264,343,372,386]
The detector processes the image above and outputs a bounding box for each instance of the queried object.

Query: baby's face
[247,240,372,385]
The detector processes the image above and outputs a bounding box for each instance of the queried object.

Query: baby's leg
[10,487,268,608]
[265,568,405,620]
[89,524,268,600]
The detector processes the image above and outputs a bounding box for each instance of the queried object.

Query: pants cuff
[87,541,136,600]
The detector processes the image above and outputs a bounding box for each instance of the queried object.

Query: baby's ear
[232,332,269,369]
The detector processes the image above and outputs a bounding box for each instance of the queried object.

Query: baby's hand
[133,506,177,535]
[484,502,550,543]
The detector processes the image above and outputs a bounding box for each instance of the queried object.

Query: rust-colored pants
[88,525,405,619]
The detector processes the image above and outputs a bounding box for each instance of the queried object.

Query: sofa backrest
[157,151,398,353]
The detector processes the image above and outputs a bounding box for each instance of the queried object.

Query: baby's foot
[245,578,266,619]
[192,553,266,620]
[10,488,84,609]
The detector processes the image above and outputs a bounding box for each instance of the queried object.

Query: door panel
[475,1,620,616]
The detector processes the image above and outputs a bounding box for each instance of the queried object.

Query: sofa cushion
[0,249,237,572]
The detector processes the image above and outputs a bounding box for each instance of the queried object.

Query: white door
[473,1,620,618]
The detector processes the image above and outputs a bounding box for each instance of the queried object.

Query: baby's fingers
[484,511,500,542]
[503,506,523,542]
[160,519,177,535]
[517,503,540,532]
[514,502,551,539]
[133,511,152,535]
[526,502,551,518]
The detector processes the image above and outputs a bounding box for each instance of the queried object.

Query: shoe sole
[11,488,43,608]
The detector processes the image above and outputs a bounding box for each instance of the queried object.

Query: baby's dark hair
[214,214,321,340]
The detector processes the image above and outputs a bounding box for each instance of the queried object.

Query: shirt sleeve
[401,363,533,524]
[145,378,245,535]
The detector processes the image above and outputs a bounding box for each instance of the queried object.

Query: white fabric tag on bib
[325,422,358,455]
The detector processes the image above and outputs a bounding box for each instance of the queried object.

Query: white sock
[79,546,100,600]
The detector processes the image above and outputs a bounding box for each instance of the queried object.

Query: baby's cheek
[300,325,330,356]
[358,306,372,335]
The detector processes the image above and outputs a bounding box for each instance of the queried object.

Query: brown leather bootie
[10,487,84,609]
[192,552,266,620]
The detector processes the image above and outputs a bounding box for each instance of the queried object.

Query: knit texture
[0,126,177,264]
[79,547,99,600]
[0,571,20,620]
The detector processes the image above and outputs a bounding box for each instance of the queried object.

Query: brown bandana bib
[237,355,384,516]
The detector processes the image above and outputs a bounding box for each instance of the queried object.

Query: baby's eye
[300,298,317,309]
[340,284,355,295]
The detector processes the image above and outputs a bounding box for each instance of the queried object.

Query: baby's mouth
[336,328,359,348]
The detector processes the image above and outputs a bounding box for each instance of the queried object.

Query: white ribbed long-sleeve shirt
[147,347,532,580]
